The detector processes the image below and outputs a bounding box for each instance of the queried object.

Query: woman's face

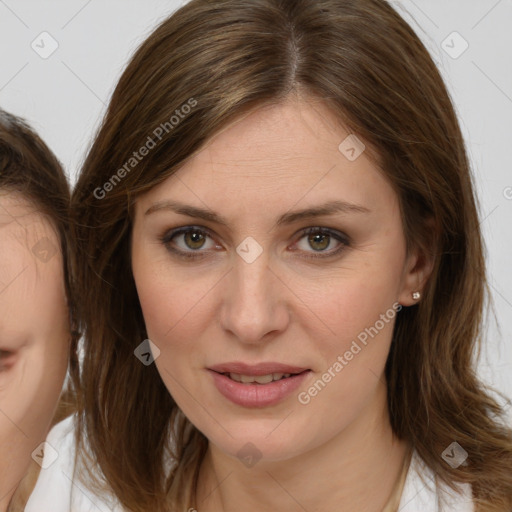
[131,97,425,463]
[0,192,69,502]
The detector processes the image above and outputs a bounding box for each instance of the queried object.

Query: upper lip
[208,362,309,376]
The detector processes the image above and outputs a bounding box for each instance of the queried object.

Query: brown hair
[0,110,78,511]
[71,0,512,510]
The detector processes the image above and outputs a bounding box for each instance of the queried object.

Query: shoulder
[25,414,126,512]
[398,449,474,511]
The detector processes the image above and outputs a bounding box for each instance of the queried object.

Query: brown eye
[161,226,219,260]
[183,230,207,250]
[307,232,331,251]
[294,227,349,258]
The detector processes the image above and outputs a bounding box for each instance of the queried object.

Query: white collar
[398,449,474,511]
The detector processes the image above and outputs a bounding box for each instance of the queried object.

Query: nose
[219,249,289,345]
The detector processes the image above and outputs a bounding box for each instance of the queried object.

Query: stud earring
[412,291,421,300]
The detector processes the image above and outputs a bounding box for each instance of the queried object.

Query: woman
[26,0,512,510]
[0,109,76,511]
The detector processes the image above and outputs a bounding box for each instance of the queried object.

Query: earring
[412,291,421,300]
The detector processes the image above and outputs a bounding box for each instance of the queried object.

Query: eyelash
[159,226,350,261]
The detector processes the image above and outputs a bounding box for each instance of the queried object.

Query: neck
[196,381,410,512]
[0,487,14,512]
[0,466,19,512]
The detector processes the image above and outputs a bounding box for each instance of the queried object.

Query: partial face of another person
[0,191,69,507]
[131,97,424,463]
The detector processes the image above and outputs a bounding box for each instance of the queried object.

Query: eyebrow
[145,199,370,228]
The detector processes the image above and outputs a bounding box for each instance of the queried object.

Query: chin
[201,419,314,465]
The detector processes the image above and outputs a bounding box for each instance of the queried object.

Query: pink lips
[208,361,311,408]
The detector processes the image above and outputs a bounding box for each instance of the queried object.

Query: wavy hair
[70,0,512,510]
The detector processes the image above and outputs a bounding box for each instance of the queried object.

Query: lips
[208,362,311,407]
[209,362,309,376]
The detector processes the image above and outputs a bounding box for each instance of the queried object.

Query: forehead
[135,98,397,219]
[0,190,41,224]
[0,191,61,281]
[0,190,66,347]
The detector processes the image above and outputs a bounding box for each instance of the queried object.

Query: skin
[131,94,433,512]
[0,192,69,511]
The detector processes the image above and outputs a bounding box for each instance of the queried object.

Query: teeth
[254,374,274,384]
[228,372,292,384]
[240,374,257,383]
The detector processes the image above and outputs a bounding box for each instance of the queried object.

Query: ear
[397,218,437,307]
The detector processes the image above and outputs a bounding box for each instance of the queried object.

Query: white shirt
[25,415,475,511]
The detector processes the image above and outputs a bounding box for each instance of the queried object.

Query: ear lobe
[398,218,437,306]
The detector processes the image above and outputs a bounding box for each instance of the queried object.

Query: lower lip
[208,369,311,408]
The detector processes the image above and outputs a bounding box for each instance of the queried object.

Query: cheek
[134,266,211,344]
[132,240,219,350]
[292,240,404,420]
[135,272,220,412]
[131,243,234,419]
[300,240,404,357]
[324,277,398,345]
[302,279,398,394]
[0,262,69,441]
[134,272,211,412]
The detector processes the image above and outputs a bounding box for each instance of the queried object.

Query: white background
[0,0,511,412]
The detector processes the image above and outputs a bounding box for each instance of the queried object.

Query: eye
[160,226,220,259]
[292,227,349,259]
[161,225,349,261]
